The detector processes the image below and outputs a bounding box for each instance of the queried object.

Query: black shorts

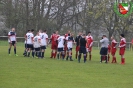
[41,46,46,49]
[100,47,108,55]
[58,48,64,52]
[79,46,86,54]
[35,48,41,51]
[27,44,34,50]
[67,47,72,51]
[9,41,16,46]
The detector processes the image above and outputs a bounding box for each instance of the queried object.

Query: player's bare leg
[111,53,117,63]
[89,51,92,61]
[75,51,79,59]
[66,51,69,60]
[50,50,53,58]
[52,49,57,59]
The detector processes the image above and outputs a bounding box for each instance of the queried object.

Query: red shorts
[76,46,80,52]
[51,43,57,49]
[119,48,125,55]
[111,48,116,55]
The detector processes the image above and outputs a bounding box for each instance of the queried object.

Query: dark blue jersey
[79,37,86,47]
[75,35,81,46]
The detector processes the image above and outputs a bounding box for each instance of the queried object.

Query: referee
[78,34,87,63]
[100,35,109,63]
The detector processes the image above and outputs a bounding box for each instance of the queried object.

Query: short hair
[39,29,42,32]
[44,30,47,32]
[82,34,86,36]
[120,34,124,37]
[68,34,70,36]
[103,35,106,37]
[31,29,34,32]
[88,31,91,34]
[27,30,30,32]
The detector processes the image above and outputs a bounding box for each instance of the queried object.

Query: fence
[0,36,132,50]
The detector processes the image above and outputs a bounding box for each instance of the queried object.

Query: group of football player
[8,27,126,64]
[22,29,94,63]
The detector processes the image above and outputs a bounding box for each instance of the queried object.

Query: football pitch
[0,41,133,88]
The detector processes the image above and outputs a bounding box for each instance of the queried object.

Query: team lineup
[8,28,126,64]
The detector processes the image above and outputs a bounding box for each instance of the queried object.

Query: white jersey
[33,35,41,48]
[57,36,65,48]
[66,36,74,48]
[40,33,48,46]
[8,31,16,42]
[26,32,34,44]
[39,32,43,37]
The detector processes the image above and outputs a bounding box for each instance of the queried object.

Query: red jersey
[131,39,133,44]
[111,39,117,49]
[51,34,60,44]
[119,38,126,49]
[86,35,93,48]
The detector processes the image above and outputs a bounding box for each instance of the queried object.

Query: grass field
[0,41,133,88]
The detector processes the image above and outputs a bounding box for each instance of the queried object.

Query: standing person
[39,29,43,37]
[86,32,93,61]
[131,38,133,51]
[50,32,55,58]
[33,32,41,58]
[40,30,48,58]
[57,34,65,60]
[111,36,117,63]
[23,30,30,56]
[100,35,109,63]
[66,33,75,61]
[75,32,82,59]
[50,31,60,58]
[64,30,71,57]
[78,34,87,63]
[8,28,18,56]
[25,29,34,57]
[118,34,126,64]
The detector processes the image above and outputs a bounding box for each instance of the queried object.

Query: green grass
[0,41,133,88]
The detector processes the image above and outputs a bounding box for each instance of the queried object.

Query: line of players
[23,29,126,64]
[8,28,126,64]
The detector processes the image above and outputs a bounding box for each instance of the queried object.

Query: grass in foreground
[0,41,133,88]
